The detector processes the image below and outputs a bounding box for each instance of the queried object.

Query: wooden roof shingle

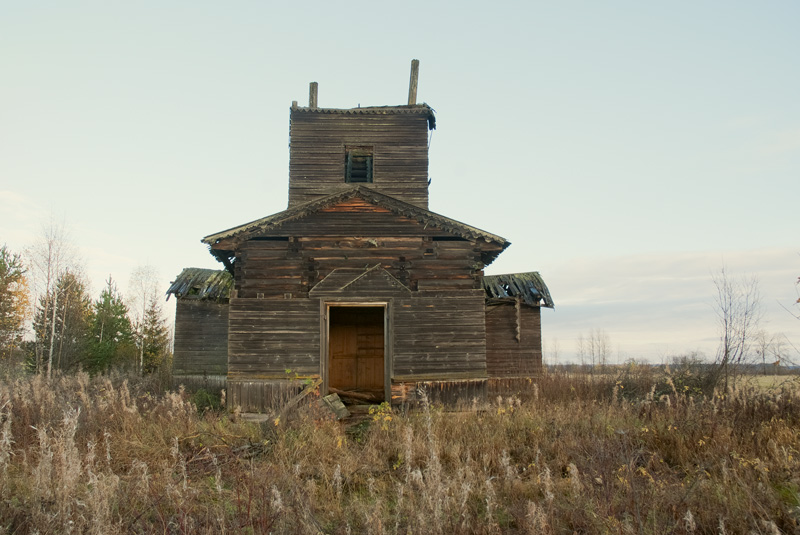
[482,272,554,308]
[166,268,233,301]
[291,103,436,130]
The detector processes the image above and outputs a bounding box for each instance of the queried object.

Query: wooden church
[168,61,553,412]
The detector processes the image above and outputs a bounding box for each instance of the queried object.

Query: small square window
[345,148,373,183]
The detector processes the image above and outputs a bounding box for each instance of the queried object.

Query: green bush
[190,388,222,412]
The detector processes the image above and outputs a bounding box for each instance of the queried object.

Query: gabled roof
[482,272,554,309]
[202,185,509,262]
[166,268,233,301]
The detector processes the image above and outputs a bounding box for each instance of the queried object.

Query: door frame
[320,300,391,403]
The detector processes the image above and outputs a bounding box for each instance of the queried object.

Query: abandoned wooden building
[168,62,553,411]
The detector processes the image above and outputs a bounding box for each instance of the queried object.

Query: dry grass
[749,374,799,390]
[1,369,799,534]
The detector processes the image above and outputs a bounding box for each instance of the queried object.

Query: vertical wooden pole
[309,82,318,108]
[407,59,419,105]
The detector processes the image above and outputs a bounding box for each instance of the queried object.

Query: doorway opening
[328,306,385,403]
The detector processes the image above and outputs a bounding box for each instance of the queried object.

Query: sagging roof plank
[482,272,554,308]
[166,268,233,302]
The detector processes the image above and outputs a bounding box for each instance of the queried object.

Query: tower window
[345,147,373,183]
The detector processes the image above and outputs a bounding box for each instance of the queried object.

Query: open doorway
[328,306,385,402]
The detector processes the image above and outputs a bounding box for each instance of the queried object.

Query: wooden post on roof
[407,59,419,105]
[309,82,318,108]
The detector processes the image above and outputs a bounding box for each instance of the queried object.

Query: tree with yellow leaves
[0,244,30,361]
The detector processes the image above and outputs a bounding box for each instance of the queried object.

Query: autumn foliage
[0,245,30,361]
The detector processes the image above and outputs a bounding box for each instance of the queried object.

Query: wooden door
[329,307,384,398]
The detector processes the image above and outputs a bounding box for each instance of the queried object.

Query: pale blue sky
[1,2,797,362]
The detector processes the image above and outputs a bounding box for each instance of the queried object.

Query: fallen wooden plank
[276,378,322,421]
[328,387,383,404]
[320,393,350,420]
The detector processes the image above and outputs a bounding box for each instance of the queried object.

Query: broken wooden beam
[408,59,419,105]
[309,81,318,108]
[320,393,350,420]
[329,387,383,404]
[276,377,322,421]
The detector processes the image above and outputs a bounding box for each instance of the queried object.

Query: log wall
[288,112,430,209]
[485,303,542,377]
[227,298,321,379]
[235,205,484,299]
[227,379,308,413]
[225,289,488,412]
[172,300,229,378]
[391,378,487,406]
[393,291,487,381]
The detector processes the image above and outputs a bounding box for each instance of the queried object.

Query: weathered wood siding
[485,303,542,377]
[226,290,488,411]
[393,291,487,381]
[392,378,487,406]
[235,203,485,298]
[288,111,430,209]
[310,267,411,299]
[227,297,321,412]
[227,379,307,413]
[227,298,320,378]
[172,300,228,377]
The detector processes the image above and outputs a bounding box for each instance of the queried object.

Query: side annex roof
[483,272,554,309]
[166,268,233,301]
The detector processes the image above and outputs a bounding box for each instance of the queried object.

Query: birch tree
[576,329,611,374]
[27,218,76,377]
[31,269,91,373]
[129,265,160,374]
[712,267,761,389]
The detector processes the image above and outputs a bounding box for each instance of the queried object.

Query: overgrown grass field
[1,367,798,534]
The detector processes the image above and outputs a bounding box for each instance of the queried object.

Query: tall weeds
[0,369,798,534]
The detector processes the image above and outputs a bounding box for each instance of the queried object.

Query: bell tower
[287,60,435,209]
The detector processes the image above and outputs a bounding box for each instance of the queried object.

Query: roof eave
[202,185,508,250]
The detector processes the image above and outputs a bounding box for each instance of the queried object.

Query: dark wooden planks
[391,379,487,406]
[227,379,308,413]
[393,293,487,380]
[228,298,320,377]
[288,112,430,209]
[172,300,229,376]
[233,210,486,298]
[485,303,542,377]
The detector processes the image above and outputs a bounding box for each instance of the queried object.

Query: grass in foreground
[0,369,799,534]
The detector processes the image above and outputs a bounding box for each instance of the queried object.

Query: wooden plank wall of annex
[172,300,229,376]
[485,304,542,377]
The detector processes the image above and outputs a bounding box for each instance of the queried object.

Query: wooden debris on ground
[275,377,322,422]
[320,393,350,420]
[328,387,383,404]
